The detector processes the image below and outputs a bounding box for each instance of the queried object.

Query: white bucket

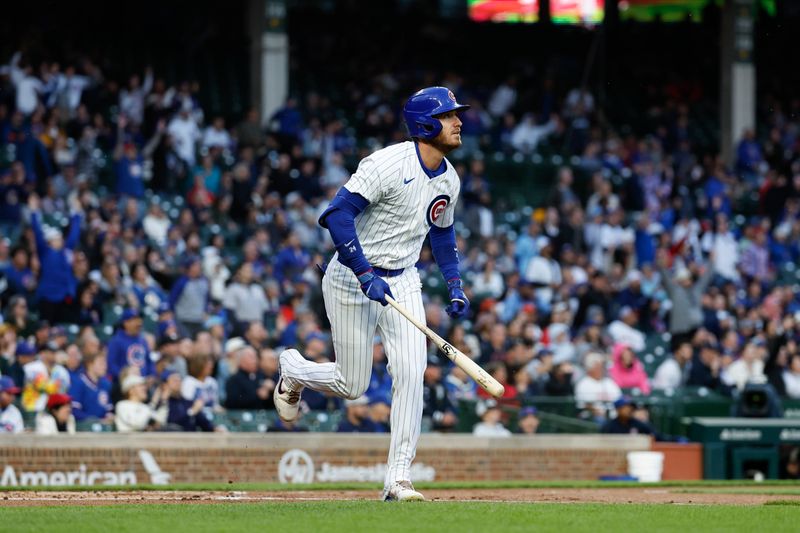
[627,451,664,482]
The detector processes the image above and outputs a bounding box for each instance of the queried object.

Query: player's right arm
[318,157,393,305]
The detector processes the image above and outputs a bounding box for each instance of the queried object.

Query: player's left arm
[429,184,469,319]
[318,187,394,306]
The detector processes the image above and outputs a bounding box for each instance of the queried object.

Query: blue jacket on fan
[107,330,153,379]
[114,154,145,198]
[68,372,113,421]
[31,212,81,303]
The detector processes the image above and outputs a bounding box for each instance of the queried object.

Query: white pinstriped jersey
[343,141,460,270]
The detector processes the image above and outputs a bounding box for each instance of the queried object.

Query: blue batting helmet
[403,86,470,140]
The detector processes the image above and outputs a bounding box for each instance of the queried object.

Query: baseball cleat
[382,481,425,502]
[275,350,304,422]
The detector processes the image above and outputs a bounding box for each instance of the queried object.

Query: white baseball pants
[280,258,427,489]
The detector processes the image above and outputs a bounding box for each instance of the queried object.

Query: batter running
[274,87,470,501]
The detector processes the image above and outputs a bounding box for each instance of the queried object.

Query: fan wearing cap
[607,306,646,352]
[601,396,654,436]
[22,341,71,412]
[168,256,210,338]
[115,374,168,432]
[4,340,34,388]
[49,325,69,351]
[35,393,76,435]
[0,377,24,434]
[273,232,311,286]
[523,236,562,314]
[156,301,174,324]
[107,308,154,381]
[615,270,650,325]
[336,396,381,433]
[27,193,82,324]
[516,406,540,435]
[112,114,146,199]
[525,347,555,389]
[687,342,725,390]
[216,337,247,404]
[472,399,511,437]
[154,323,189,378]
[32,319,52,350]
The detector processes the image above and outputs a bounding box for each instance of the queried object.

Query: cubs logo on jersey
[426,195,450,226]
[98,390,110,409]
[127,344,148,369]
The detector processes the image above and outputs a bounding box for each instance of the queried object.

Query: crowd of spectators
[2,42,800,437]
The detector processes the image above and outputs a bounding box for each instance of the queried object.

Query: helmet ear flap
[416,116,442,140]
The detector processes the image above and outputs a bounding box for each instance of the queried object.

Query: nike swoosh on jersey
[403,177,415,185]
[344,239,356,247]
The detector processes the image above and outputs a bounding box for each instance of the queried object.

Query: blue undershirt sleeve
[318,187,369,228]
[429,224,460,282]
[319,188,372,275]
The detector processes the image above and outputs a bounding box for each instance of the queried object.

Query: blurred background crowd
[1,1,799,440]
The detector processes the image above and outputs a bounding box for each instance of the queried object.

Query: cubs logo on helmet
[426,195,450,226]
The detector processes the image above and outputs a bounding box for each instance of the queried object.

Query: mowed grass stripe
[0,502,798,533]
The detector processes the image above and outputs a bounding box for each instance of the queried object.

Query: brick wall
[0,434,651,486]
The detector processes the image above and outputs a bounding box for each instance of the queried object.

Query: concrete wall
[0,434,652,487]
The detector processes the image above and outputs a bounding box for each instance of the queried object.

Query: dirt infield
[1,488,797,507]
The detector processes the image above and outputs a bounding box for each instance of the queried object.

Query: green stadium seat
[76,420,115,433]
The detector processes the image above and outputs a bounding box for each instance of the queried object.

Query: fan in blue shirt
[68,352,113,421]
[107,309,154,379]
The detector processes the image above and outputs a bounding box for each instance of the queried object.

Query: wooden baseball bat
[384,295,505,399]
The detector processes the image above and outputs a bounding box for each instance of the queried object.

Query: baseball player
[275,87,471,501]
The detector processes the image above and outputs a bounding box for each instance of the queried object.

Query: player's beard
[429,131,461,154]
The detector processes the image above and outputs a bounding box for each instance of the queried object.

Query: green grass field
[3,481,800,532]
[2,502,799,533]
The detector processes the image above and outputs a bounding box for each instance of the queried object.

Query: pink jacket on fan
[609,343,651,395]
